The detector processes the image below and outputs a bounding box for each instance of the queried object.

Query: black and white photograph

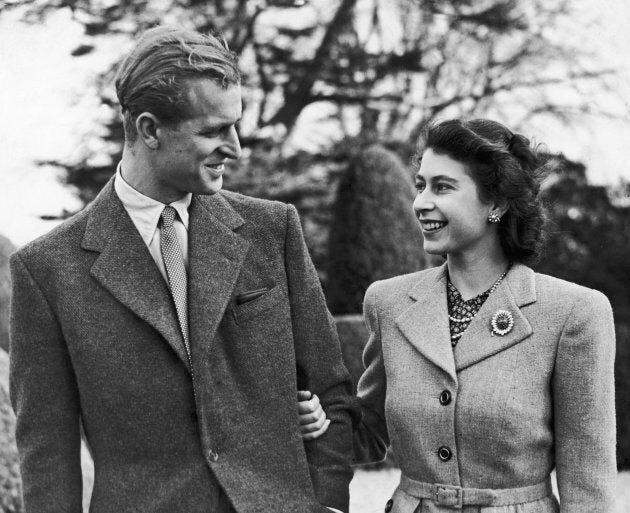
[0,1,629,512]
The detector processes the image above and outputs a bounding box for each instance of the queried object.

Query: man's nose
[221,126,242,160]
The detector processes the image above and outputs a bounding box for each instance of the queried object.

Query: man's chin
[197,176,223,195]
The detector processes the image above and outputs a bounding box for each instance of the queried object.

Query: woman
[299,119,617,512]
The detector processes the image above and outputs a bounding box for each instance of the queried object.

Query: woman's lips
[420,220,447,233]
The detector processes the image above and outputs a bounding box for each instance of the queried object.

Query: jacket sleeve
[9,252,83,513]
[283,204,359,513]
[352,281,390,464]
[553,289,617,513]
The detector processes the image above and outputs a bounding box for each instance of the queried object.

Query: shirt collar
[114,162,192,246]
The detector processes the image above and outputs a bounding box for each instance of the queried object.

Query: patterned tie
[160,206,191,362]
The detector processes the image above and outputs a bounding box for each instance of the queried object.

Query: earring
[488,211,501,223]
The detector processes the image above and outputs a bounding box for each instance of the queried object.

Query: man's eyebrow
[199,118,241,131]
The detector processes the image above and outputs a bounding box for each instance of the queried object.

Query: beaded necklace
[447,265,511,346]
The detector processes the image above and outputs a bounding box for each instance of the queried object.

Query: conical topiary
[325,145,428,314]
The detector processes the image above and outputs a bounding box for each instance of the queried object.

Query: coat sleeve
[283,204,359,513]
[9,252,83,513]
[553,288,617,513]
[352,281,390,464]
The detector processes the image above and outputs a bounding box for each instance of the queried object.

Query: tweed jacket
[10,179,356,513]
[354,263,616,513]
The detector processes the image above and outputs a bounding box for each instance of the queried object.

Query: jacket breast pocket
[232,285,285,323]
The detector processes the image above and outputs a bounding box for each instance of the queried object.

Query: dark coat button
[384,498,393,512]
[438,446,452,461]
[439,390,452,405]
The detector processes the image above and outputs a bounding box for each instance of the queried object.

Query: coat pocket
[232,285,284,323]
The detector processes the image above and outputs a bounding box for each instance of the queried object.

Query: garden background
[1,1,629,511]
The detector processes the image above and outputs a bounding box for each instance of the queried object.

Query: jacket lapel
[454,263,536,371]
[395,264,457,383]
[187,193,249,357]
[82,180,191,370]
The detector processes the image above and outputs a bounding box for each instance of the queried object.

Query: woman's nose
[413,189,435,214]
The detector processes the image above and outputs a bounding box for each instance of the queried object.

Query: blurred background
[0,0,629,511]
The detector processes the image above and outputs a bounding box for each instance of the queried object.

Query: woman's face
[413,148,500,259]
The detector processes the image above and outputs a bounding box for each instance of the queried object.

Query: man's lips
[203,163,225,176]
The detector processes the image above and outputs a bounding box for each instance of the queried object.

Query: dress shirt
[114,163,192,283]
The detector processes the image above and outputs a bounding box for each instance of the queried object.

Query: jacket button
[208,449,219,462]
[438,446,452,462]
[384,498,393,512]
[439,390,452,405]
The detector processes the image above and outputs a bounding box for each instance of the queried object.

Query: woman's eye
[436,183,450,192]
[415,182,425,191]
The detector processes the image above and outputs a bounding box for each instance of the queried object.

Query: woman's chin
[423,243,445,256]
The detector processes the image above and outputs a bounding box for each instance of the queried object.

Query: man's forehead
[182,78,242,122]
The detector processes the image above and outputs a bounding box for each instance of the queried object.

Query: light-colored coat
[354,262,616,513]
[10,180,356,513]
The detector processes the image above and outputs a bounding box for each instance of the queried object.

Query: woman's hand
[297,390,330,441]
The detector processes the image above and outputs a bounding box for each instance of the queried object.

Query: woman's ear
[493,198,509,219]
[135,112,160,149]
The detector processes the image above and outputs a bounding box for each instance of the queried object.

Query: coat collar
[187,193,249,363]
[82,179,248,372]
[395,262,536,381]
[396,263,456,382]
[453,262,535,372]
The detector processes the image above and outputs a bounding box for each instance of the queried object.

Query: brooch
[491,310,514,336]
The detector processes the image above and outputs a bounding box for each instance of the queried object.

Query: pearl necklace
[448,266,510,325]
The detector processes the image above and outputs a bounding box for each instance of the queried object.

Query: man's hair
[414,118,549,265]
[115,25,241,144]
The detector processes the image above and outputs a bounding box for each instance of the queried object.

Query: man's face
[150,79,242,202]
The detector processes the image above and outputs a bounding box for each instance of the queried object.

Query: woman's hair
[414,118,548,264]
[115,26,241,144]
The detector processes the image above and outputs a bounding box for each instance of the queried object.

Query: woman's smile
[420,220,447,233]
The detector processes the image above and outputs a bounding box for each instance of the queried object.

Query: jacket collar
[395,262,536,381]
[82,179,248,372]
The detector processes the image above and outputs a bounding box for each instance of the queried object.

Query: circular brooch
[491,310,514,336]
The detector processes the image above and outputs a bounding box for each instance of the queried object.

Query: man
[10,26,355,513]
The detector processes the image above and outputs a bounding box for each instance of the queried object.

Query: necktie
[160,206,191,362]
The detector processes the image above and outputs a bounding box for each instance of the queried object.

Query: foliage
[0,235,15,353]
[325,145,427,314]
[0,350,22,513]
[536,155,630,469]
[2,0,619,211]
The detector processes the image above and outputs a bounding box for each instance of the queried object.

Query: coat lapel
[187,193,249,358]
[395,264,457,383]
[454,263,536,371]
[81,180,191,370]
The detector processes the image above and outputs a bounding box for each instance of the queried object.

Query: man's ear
[135,112,161,149]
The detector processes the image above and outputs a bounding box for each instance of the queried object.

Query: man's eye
[436,183,450,192]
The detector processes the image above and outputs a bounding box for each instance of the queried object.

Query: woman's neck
[447,251,510,300]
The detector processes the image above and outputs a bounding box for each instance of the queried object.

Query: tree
[536,155,630,469]
[0,235,15,354]
[2,0,620,211]
[325,145,427,314]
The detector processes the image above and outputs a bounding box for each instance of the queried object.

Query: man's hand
[297,391,330,441]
